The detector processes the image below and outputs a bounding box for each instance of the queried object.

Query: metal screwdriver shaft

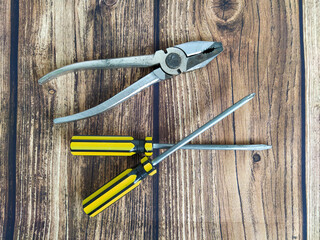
[153,143,272,151]
[152,93,256,166]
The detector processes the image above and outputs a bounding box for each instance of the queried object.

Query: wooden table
[1,0,319,239]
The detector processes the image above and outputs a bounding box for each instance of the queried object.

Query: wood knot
[48,89,56,95]
[101,0,118,7]
[208,0,243,28]
[252,153,261,163]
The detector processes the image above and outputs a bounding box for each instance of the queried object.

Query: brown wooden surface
[158,0,302,239]
[0,0,11,238]
[0,0,318,239]
[15,0,155,239]
[304,0,320,239]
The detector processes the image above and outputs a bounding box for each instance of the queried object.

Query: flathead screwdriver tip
[53,118,63,124]
[252,144,272,150]
[248,93,256,98]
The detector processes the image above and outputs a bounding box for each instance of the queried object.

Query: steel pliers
[39,41,223,124]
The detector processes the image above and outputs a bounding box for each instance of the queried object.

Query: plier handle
[39,41,223,124]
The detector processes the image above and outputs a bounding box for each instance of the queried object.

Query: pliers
[39,41,223,124]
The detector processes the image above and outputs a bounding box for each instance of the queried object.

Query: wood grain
[16,0,155,238]
[1,0,317,238]
[158,0,302,239]
[304,0,320,239]
[0,0,11,238]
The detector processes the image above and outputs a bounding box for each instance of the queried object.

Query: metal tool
[83,93,268,217]
[70,135,271,156]
[39,41,223,124]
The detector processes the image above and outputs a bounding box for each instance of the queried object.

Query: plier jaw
[39,41,223,124]
[154,41,223,76]
[179,41,223,72]
[177,41,223,57]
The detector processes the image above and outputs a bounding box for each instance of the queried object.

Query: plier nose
[181,41,223,71]
[39,41,223,124]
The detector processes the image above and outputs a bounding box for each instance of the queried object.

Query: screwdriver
[70,136,271,156]
[83,93,259,217]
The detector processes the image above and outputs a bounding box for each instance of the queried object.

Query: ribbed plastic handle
[83,157,156,217]
[70,136,151,156]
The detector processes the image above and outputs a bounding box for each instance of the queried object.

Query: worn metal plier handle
[39,41,223,124]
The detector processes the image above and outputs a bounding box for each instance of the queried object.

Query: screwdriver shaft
[153,143,271,151]
[151,93,256,166]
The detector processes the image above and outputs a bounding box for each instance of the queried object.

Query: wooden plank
[0,0,12,238]
[304,0,320,239]
[16,0,155,238]
[158,0,302,239]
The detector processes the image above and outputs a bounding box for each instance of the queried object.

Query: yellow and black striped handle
[70,136,153,156]
[83,157,156,217]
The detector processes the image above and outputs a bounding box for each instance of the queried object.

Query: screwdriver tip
[53,118,62,124]
[254,144,272,150]
[248,93,256,99]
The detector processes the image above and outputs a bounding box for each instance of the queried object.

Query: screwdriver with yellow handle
[70,136,271,156]
[83,93,262,217]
